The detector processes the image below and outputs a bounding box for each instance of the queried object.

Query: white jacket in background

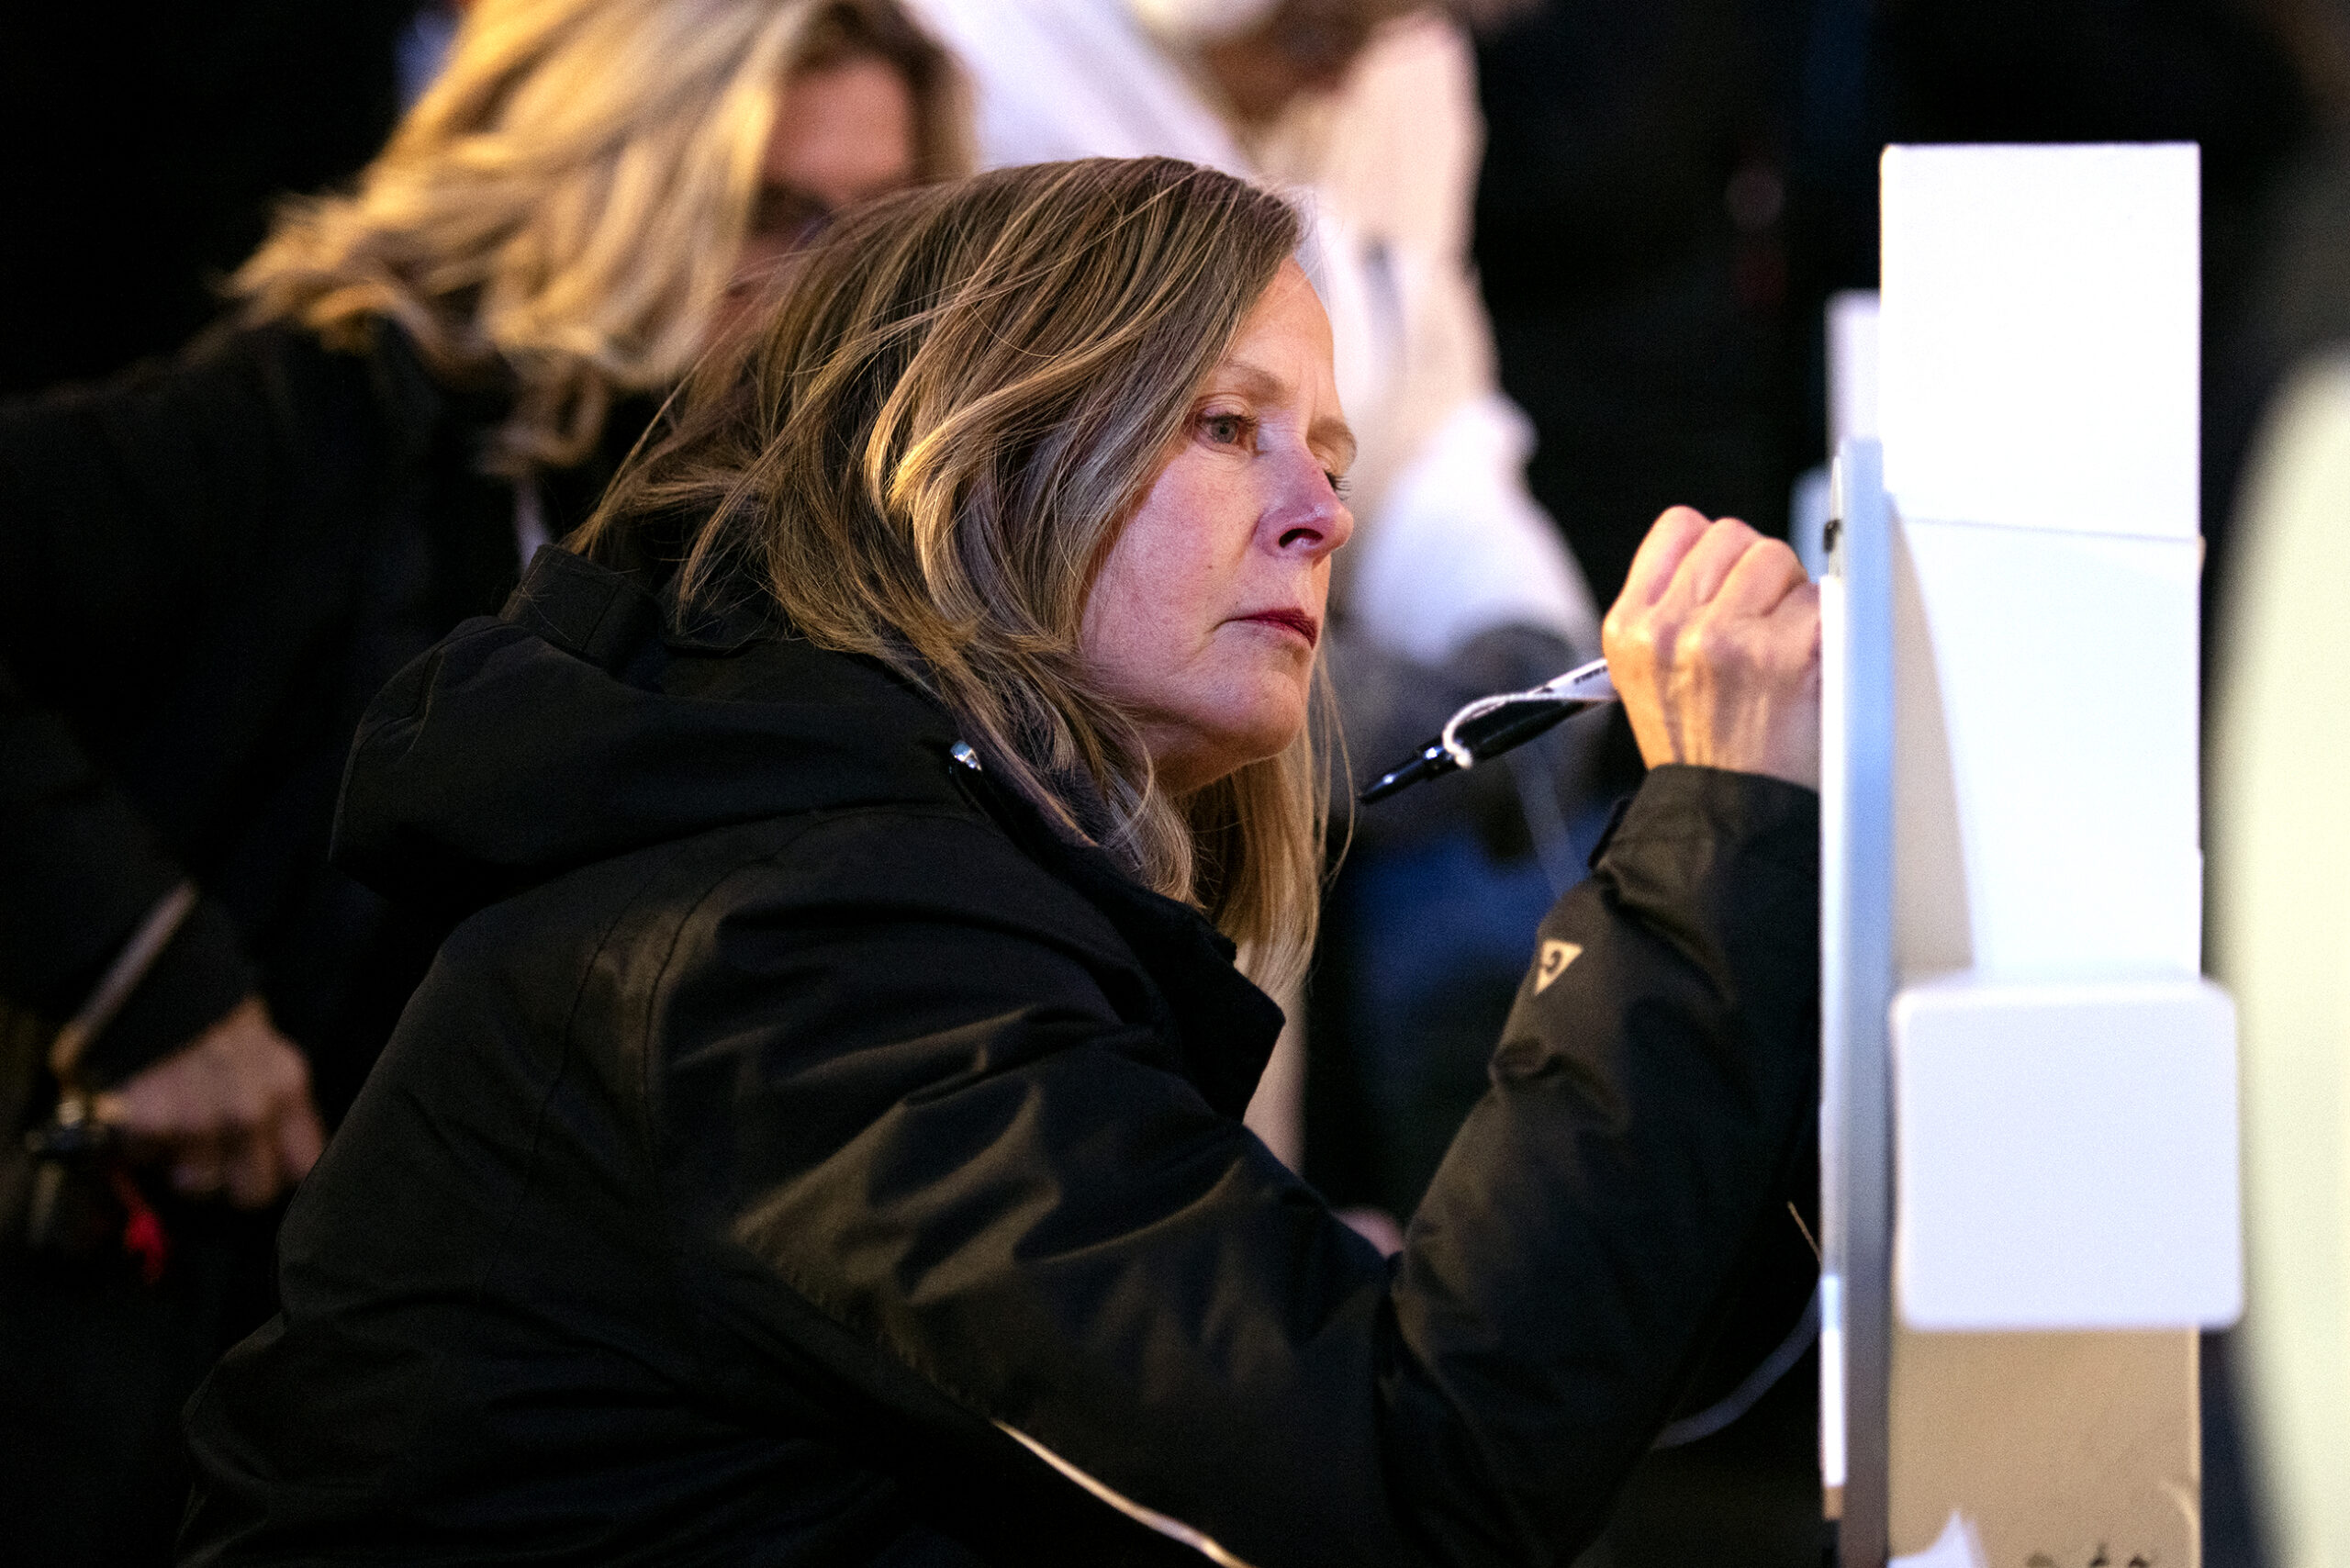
[908,0,1600,666]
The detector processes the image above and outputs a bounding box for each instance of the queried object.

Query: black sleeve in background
[0,329,292,707]
[0,661,255,1088]
[0,339,318,1089]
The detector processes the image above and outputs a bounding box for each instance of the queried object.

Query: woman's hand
[95,996,326,1207]
[1602,507,1820,790]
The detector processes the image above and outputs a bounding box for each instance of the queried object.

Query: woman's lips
[1236,609,1320,647]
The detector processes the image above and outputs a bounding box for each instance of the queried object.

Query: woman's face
[727,55,917,320]
[1081,260,1356,796]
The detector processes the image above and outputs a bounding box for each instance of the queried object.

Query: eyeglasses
[747,183,837,253]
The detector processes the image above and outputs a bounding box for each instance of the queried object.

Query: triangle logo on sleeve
[1534,940,1583,994]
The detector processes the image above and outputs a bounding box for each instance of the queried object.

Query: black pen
[1359,656,1617,803]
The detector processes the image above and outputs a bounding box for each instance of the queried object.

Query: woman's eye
[1200,412,1250,447]
[1326,470,1350,497]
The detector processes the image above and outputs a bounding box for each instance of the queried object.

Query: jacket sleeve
[0,337,307,1082]
[0,662,255,1084]
[662,765,1818,1568]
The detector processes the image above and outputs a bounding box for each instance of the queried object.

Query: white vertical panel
[1894,521,2203,980]
[1865,140,2222,1562]
[1878,143,2204,982]
[1830,291,1881,456]
[1880,144,2199,541]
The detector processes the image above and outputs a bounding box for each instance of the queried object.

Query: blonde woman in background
[240,0,966,489]
[0,4,962,1563]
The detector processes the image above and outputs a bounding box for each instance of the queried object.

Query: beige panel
[2210,354,2350,1568]
[1889,1327,2199,1568]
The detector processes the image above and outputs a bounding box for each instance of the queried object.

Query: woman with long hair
[237,0,967,485]
[180,157,1822,1566]
[0,5,962,1562]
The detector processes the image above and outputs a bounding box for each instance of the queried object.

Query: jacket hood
[333,547,969,917]
[335,547,1287,1119]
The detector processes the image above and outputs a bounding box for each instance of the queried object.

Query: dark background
[2,3,2327,1562]
[0,2,414,398]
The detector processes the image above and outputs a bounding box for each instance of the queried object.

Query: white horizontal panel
[1880,144,2199,540]
[1894,976,2241,1329]
[1894,519,2201,980]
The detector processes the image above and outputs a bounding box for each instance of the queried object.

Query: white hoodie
[907,0,1600,665]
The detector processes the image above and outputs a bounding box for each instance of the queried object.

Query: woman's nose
[1267,449,1353,558]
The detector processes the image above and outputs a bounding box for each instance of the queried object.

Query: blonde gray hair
[232,0,968,476]
[578,158,1331,993]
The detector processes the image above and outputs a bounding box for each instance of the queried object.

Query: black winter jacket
[180,549,1820,1568]
[0,320,637,1107]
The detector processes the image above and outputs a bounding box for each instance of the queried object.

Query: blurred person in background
[2211,341,2350,1568]
[904,0,1613,1256]
[2205,7,2350,1563]
[0,2,965,1562]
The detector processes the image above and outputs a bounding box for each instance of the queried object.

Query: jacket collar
[956,767,1285,1122]
[346,546,1284,1120]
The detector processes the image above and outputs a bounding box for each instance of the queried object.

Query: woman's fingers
[177,1145,230,1198]
[1713,532,1807,619]
[214,1070,320,1208]
[1603,506,1822,788]
[1658,516,1764,614]
[1766,576,1824,634]
[1617,506,1712,609]
[224,1126,285,1209]
[95,995,325,1208]
[1760,579,1824,789]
